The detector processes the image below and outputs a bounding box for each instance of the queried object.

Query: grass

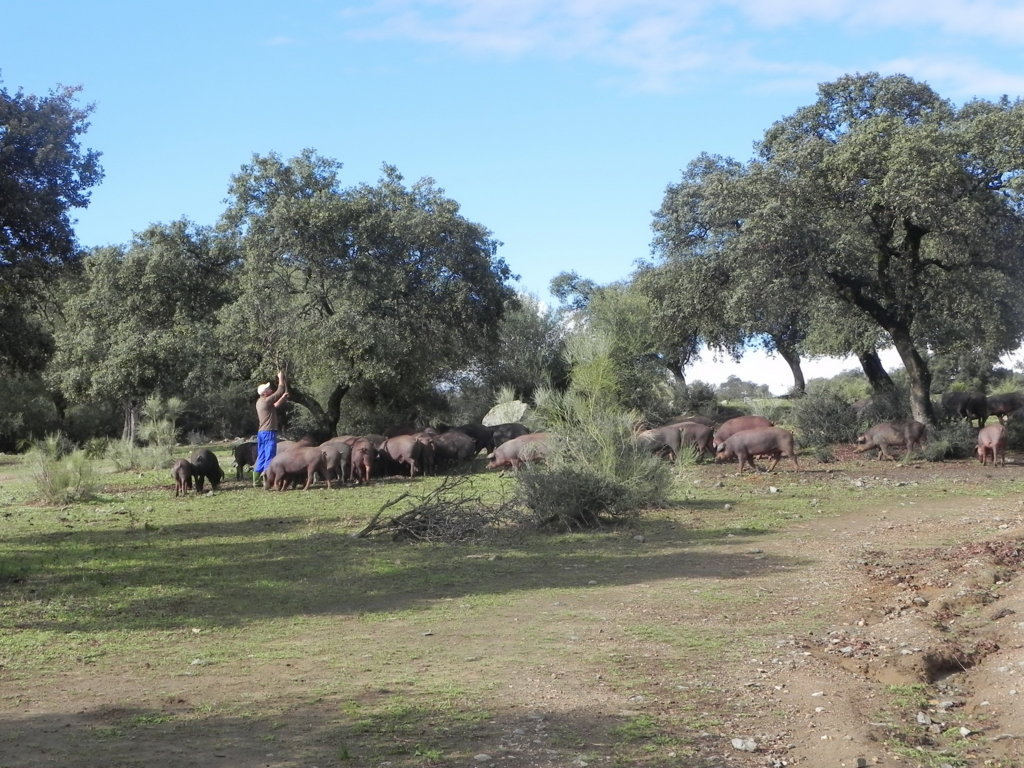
[2,444,1024,766]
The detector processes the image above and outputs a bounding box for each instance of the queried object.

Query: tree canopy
[649,73,1024,423]
[216,150,518,434]
[0,82,103,372]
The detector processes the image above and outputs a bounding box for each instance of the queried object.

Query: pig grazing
[976,423,1007,466]
[712,415,774,451]
[715,427,799,473]
[667,421,715,459]
[637,425,683,461]
[486,433,551,470]
[189,448,224,492]
[854,420,926,461]
[171,459,193,496]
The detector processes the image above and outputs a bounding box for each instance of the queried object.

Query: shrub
[747,397,793,427]
[105,439,176,471]
[856,386,912,427]
[27,433,97,505]
[790,391,860,447]
[520,333,672,529]
[919,422,976,461]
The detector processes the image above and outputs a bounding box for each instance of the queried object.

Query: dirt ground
[3,454,1024,767]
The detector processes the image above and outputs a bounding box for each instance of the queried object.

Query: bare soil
[4,455,1024,767]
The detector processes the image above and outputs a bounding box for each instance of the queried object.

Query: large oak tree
[0,82,103,372]
[651,73,1024,424]
[217,150,517,434]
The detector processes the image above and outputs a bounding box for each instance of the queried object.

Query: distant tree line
[4,72,1024,451]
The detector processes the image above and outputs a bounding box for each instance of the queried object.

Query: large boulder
[483,400,529,427]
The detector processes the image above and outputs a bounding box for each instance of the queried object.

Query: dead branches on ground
[353,475,527,542]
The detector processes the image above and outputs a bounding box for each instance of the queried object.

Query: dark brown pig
[432,429,478,469]
[716,427,799,473]
[986,392,1024,424]
[976,423,1007,466]
[486,433,551,470]
[232,441,257,480]
[171,459,193,496]
[712,415,774,450]
[941,391,988,427]
[854,420,926,461]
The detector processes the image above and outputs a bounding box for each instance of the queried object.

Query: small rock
[768,486,779,494]
[633,534,645,543]
[473,754,492,762]
[730,737,758,752]
[916,711,932,726]
[959,726,972,737]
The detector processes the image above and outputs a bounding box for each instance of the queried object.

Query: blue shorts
[254,430,278,473]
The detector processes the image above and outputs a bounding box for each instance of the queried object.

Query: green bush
[520,332,672,529]
[790,391,860,447]
[105,439,176,471]
[747,397,793,427]
[856,386,912,427]
[27,434,97,505]
[919,422,975,461]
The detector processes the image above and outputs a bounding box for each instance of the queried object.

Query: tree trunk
[121,401,139,443]
[287,383,350,436]
[857,349,897,396]
[775,343,805,395]
[890,330,936,425]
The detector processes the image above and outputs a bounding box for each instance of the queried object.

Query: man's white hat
[257,382,272,396]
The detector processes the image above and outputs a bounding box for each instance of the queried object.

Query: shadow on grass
[1,500,805,632]
[0,692,724,768]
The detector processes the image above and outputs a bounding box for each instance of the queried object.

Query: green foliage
[216,153,516,435]
[746,397,793,427]
[47,221,234,441]
[26,433,97,504]
[676,380,718,416]
[857,387,913,428]
[104,397,182,470]
[0,83,103,374]
[520,330,671,529]
[789,391,859,447]
[651,73,1024,425]
[919,422,976,461]
[715,375,770,400]
[0,374,61,452]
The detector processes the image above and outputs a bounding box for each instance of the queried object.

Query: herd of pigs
[169,390,1022,495]
[170,421,541,495]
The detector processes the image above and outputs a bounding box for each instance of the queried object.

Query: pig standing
[854,421,926,461]
[171,459,193,496]
[716,427,799,473]
[976,423,1007,466]
[712,415,774,451]
[486,433,551,470]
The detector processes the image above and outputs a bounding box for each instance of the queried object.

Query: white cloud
[340,0,1024,97]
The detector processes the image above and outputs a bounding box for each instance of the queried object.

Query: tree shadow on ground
[2,507,804,632]
[0,692,747,768]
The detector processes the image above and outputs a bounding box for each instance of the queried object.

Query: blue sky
[5,1,1024,392]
